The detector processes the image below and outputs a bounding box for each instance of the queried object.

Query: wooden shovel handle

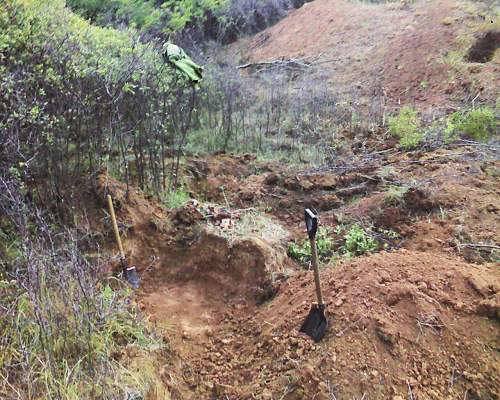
[310,237,324,306]
[107,195,125,260]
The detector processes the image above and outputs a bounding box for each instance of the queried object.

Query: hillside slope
[239,0,499,112]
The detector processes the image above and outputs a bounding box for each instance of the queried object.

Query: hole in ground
[466,30,500,63]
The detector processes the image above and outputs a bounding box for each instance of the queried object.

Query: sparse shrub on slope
[388,106,423,149]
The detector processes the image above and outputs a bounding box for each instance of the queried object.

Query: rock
[385,283,415,306]
[374,316,400,345]
[239,190,255,201]
[172,205,203,225]
[307,173,338,190]
[466,274,498,297]
[378,270,391,283]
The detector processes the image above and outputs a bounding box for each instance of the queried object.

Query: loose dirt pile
[190,250,499,399]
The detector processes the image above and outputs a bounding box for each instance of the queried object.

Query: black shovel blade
[124,266,140,289]
[299,305,328,342]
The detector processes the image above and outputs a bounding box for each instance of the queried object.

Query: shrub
[288,227,334,265]
[383,185,409,206]
[445,107,497,142]
[0,179,159,399]
[341,224,378,257]
[388,106,423,149]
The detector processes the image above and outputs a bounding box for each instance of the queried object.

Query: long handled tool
[107,195,140,289]
[299,208,328,342]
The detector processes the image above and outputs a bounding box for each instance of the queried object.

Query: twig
[407,380,415,400]
[459,243,500,250]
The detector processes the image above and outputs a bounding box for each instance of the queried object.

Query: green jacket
[163,42,203,84]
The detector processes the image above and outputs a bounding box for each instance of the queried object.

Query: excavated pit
[139,217,292,342]
[466,30,500,63]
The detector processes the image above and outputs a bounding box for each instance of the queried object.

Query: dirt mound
[192,250,499,399]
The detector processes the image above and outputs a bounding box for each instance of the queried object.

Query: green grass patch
[445,106,497,142]
[288,227,334,266]
[388,106,424,149]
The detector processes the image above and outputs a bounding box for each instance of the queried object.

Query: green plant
[162,187,191,208]
[388,107,423,149]
[384,185,409,205]
[445,107,497,142]
[288,227,334,265]
[341,224,378,257]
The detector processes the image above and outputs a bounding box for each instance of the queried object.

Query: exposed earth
[83,1,500,399]
[236,0,500,112]
[90,140,500,400]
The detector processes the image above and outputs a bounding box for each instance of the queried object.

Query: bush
[341,224,378,257]
[383,185,409,206]
[445,107,497,142]
[68,0,164,31]
[288,227,334,265]
[388,106,423,149]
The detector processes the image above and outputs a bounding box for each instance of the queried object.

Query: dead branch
[237,59,312,71]
[459,243,500,250]
[336,182,370,197]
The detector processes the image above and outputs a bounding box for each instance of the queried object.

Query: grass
[0,217,162,400]
[1,276,160,399]
[388,107,424,149]
[162,187,191,208]
[384,185,409,206]
[208,210,289,245]
[444,106,497,142]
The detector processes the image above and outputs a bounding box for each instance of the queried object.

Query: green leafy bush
[444,107,497,142]
[288,227,334,265]
[68,0,164,30]
[388,107,423,149]
[341,224,378,257]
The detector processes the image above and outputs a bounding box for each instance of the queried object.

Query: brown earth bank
[86,142,499,399]
[235,0,500,111]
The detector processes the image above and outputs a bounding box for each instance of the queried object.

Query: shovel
[107,195,140,289]
[299,208,328,342]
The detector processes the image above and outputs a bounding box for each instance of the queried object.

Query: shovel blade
[299,305,328,342]
[124,266,140,289]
